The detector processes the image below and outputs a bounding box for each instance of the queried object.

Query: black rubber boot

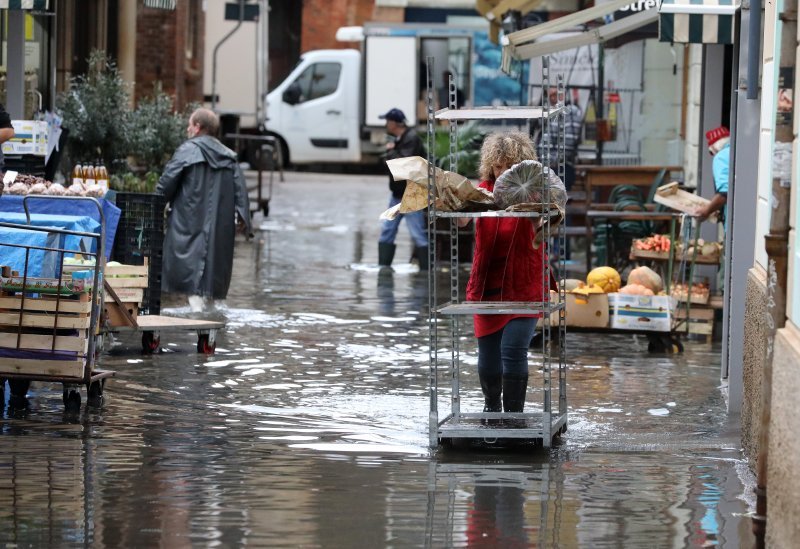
[479,371,502,425]
[503,374,529,426]
[378,242,396,267]
[414,246,429,271]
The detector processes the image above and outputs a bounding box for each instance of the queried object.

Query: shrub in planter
[57,50,133,170]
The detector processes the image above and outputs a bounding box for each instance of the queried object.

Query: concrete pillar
[117,0,138,107]
[6,10,27,118]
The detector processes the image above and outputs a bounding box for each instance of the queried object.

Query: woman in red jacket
[464,132,548,415]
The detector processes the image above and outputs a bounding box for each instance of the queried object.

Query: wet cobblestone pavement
[1,171,755,547]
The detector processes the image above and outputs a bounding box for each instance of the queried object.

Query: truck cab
[266,49,363,165]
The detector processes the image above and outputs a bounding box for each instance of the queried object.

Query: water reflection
[423,453,554,548]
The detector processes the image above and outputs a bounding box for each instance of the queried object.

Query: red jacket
[466,180,548,338]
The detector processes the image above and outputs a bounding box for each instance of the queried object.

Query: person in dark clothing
[157,108,251,311]
[0,104,16,171]
[377,108,428,270]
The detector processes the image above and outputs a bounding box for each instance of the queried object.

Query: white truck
[207,19,527,167]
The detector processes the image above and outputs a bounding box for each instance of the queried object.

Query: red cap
[705,126,730,147]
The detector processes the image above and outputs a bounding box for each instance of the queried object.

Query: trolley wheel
[8,379,30,408]
[87,379,105,407]
[671,336,684,354]
[197,333,216,355]
[142,331,160,354]
[647,334,667,354]
[8,379,30,399]
[63,388,81,412]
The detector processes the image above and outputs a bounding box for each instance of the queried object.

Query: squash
[627,266,663,294]
[619,283,655,296]
[571,284,606,296]
[586,266,621,293]
[561,278,585,292]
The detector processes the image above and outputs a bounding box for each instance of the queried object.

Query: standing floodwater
[0,171,754,547]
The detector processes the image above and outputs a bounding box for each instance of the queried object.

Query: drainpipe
[747,0,762,100]
[211,0,246,111]
[753,4,796,547]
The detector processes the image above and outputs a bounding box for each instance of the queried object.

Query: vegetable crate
[0,285,93,379]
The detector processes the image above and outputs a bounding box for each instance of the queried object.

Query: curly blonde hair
[478,131,537,182]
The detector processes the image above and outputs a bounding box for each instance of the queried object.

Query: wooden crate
[630,248,671,261]
[63,262,149,291]
[103,301,139,327]
[674,306,715,338]
[0,291,89,378]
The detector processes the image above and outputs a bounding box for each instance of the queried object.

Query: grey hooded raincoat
[157,135,251,299]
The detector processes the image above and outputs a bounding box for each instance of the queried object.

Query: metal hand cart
[0,196,113,411]
[426,57,568,449]
[103,309,224,355]
[224,132,285,217]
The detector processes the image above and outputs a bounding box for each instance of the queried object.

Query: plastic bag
[492,160,567,214]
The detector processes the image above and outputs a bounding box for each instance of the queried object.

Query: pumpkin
[627,266,663,294]
[586,266,621,293]
[619,283,655,296]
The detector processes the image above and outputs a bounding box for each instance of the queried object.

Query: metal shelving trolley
[426,57,567,449]
[0,196,113,410]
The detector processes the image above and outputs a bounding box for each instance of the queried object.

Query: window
[291,62,341,103]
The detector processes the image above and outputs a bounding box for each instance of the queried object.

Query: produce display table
[0,195,120,258]
[586,210,681,275]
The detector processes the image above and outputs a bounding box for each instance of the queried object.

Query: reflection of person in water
[466,483,528,547]
[376,271,428,318]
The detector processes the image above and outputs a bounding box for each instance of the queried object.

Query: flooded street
[1,171,755,547]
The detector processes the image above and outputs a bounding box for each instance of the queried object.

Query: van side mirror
[283,83,302,105]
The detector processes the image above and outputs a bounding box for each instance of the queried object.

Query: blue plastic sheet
[0,212,101,262]
[0,195,120,258]
[0,226,59,277]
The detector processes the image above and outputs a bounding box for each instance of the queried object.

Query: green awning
[0,0,48,9]
[659,0,739,44]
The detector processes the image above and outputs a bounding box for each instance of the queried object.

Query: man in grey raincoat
[157,108,251,308]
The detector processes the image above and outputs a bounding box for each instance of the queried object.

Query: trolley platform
[106,314,225,354]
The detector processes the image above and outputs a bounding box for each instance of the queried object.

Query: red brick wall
[301,0,380,53]
[134,0,204,110]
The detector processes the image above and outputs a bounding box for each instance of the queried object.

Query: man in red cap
[695,126,730,228]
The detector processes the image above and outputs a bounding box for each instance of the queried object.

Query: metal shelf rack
[425,56,567,449]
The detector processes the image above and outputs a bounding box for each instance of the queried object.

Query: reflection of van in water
[265,24,528,167]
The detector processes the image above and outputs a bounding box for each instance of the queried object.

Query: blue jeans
[477,318,537,378]
[379,195,428,248]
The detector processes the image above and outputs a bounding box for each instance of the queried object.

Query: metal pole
[211,0,246,111]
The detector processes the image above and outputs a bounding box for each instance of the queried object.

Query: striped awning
[659,0,740,44]
[0,0,48,9]
[143,0,176,9]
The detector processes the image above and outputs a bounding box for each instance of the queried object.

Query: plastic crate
[112,192,167,315]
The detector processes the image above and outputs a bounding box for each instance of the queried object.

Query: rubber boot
[479,371,502,425]
[378,242,396,268]
[415,246,429,271]
[502,374,529,427]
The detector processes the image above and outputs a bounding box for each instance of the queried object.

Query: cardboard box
[565,292,609,328]
[653,182,718,221]
[608,294,676,332]
[1,120,48,156]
